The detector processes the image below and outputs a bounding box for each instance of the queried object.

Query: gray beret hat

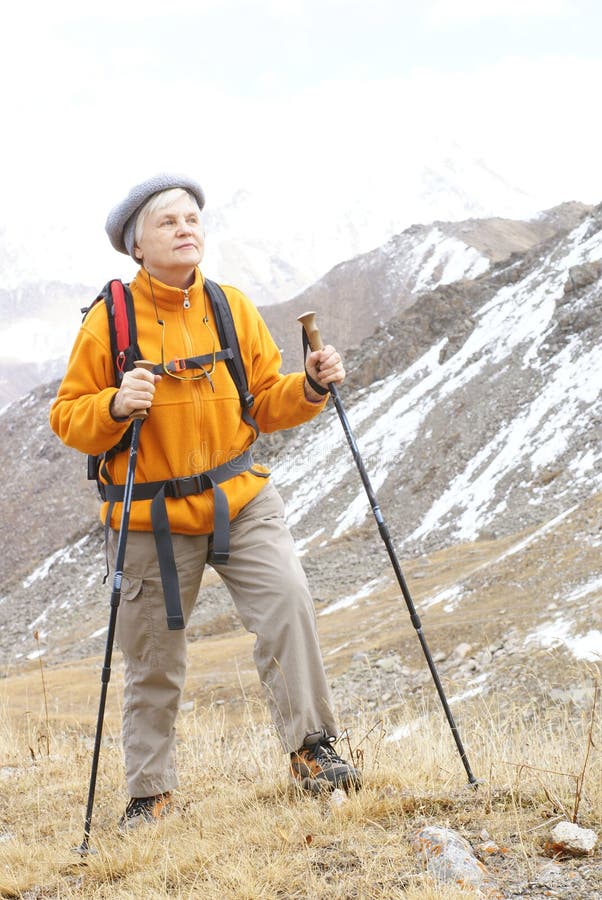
[105,173,206,259]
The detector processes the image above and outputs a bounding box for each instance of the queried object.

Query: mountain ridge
[0,203,590,407]
[258,201,592,372]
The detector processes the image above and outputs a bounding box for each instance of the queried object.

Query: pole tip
[71,842,98,857]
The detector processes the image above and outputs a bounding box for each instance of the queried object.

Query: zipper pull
[183,289,191,309]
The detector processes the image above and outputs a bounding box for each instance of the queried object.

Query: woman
[50,173,360,829]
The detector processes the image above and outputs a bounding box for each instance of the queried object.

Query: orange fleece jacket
[49,267,328,534]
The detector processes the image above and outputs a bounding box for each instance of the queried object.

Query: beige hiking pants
[110,482,338,798]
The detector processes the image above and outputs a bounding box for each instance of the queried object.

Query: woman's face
[134,192,205,285]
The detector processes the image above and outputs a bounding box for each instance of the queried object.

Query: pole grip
[129,360,156,420]
[297,311,324,352]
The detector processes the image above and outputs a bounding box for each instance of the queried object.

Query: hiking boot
[118,792,173,830]
[290,731,362,793]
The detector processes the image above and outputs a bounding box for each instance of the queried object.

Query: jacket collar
[133,266,205,309]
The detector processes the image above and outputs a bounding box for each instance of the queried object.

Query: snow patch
[320,577,385,616]
[496,505,578,563]
[89,626,108,640]
[294,528,325,556]
[449,679,488,704]
[22,535,90,588]
[422,585,463,611]
[411,228,490,291]
[564,576,602,604]
[524,618,602,662]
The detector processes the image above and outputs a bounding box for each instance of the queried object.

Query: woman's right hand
[110,368,162,419]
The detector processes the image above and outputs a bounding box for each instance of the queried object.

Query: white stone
[329,789,349,810]
[549,821,598,855]
[411,826,500,895]
[375,656,399,671]
[453,642,473,660]
[476,840,503,859]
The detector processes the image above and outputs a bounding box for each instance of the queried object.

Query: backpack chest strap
[156,348,233,376]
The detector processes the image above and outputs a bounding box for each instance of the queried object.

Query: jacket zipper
[178,290,203,448]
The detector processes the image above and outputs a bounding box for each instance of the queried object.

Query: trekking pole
[75,362,154,856]
[298,313,478,787]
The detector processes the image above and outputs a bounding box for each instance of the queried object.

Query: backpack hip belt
[101,449,268,630]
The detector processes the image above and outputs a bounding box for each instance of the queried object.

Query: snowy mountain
[201,150,541,307]
[265,208,602,553]
[260,202,590,371]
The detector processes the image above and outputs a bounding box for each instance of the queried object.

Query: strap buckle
[168,474,205,499]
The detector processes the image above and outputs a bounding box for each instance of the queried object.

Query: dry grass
[1,497,600,897]
[0,675,600,899]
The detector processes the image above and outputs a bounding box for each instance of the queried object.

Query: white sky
[1,0,601,280]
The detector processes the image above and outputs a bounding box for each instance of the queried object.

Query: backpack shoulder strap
[83,280,140,485]
[104,279,139,383]
[204,278,258,436]
[82,279,139,383]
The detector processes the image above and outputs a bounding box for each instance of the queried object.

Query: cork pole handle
[297,311,324,352]
[129,359,156,420]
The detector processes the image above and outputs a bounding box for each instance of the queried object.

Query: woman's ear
[134,245,143,261]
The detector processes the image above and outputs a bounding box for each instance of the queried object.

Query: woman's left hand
[305,345,345,401]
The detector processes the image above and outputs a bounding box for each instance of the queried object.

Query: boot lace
[312,736,346,766]
[125,796,152,814]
